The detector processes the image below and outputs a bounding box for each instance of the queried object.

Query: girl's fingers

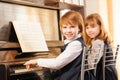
[26,65,30,69]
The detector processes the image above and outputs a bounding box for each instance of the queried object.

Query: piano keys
[0,60,51,80]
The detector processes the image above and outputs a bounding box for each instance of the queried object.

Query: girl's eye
[91,26,95,28]
[70,26,75,28]
[62,26,67,29]
[86,26,89,29]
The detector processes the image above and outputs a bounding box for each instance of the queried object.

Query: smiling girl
[24,10,85,80]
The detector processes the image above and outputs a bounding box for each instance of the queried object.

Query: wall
[112,0,120,79]
[85,0,99,16]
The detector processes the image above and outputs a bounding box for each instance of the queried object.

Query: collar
[64,34,81,44]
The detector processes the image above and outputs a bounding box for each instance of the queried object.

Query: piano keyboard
[8,62,42,75]
[0,61,48,80]
[14,67,41,74]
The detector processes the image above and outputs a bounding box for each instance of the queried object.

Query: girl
[84,13,118,80]
[24,10,85,80]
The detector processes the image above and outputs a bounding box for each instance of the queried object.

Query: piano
[0,41,63,80]
[0,1,63,79]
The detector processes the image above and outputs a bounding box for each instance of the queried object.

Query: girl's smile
[61,24,80,40]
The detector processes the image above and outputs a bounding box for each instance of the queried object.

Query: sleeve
[37,40,82,70]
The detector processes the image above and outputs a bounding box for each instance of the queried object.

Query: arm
[24,40,82,70]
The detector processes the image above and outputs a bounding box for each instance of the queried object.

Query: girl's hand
[24,59,38,69]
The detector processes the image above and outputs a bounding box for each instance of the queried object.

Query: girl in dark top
[84,13,118,80]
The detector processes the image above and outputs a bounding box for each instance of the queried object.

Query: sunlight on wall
[112,0,120,79]
[112,0,120,44]
[98,0,109,30]
[98,0,113,43]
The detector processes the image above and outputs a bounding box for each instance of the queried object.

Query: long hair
[84,13,112,46]
[60,10,84,36]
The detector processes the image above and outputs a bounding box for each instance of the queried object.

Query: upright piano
[0,41,63,80]
[0,0,64,80]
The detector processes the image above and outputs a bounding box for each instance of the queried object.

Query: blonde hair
[60,10,84,35]
[84,13,112,46]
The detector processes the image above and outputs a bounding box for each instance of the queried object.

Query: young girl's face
[61,24,80,40]
[86,24,100,39]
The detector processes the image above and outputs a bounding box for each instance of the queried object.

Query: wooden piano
[0,41,63,80]
[0,0,63,80]
[0,20,63,80]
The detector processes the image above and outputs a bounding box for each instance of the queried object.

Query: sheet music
[12,21,49,52]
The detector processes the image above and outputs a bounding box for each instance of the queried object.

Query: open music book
[11,21,49,53]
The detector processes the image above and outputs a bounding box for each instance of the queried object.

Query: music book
[11,21,49,53]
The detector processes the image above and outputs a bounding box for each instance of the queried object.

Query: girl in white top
[24,10,85,80]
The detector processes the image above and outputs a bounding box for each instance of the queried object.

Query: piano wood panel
[0,41,63,62]
[0,2,59,41]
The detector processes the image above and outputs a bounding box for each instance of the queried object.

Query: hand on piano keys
[14,66,42,74]
[9,61,42,75]
[24,59,38,69]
